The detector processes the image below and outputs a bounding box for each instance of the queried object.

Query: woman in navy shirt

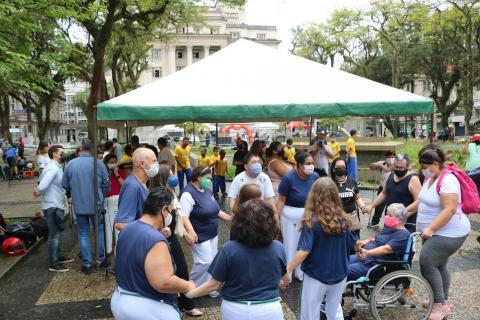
[186,199,287,319]
[111,187,195,320]
[283,178,360,320]
[277,151,319,281]
[179,166,231,298]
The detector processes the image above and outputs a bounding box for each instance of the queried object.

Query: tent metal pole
[215,123,219,145]
[193,122,196,146]
[92,104,100,269]
[125,121,128,144]
[308,117,313,141]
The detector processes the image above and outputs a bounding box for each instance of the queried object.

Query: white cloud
[245,0,372,50]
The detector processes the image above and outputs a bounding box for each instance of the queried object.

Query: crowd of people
[29,130,479,320]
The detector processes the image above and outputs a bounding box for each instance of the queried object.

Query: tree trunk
[111,49,122,97]
[0,94,12,143]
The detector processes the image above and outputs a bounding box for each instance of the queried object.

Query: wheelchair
[342,232,434,320]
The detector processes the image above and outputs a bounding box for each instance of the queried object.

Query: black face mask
[277,150,285,158]
[334,167,347,177]
[395,169,408,177]
[475,140,480,145]
[59,153,67,163]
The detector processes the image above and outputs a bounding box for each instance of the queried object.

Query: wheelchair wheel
[370,270,433,320]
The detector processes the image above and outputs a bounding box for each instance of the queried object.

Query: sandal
[184,308,203,317]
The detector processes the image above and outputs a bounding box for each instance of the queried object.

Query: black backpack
[30,217,48,240]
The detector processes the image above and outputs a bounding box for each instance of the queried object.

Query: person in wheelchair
[348,203,410,281]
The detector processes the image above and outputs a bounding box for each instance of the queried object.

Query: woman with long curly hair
[186,199,286,319]
[283,177,360,320]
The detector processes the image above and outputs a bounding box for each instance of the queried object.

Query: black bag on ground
[5,222,37,248]
[30,217,48,240]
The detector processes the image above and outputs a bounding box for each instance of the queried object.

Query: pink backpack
[436,163,480,215]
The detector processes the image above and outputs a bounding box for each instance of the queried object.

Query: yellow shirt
[210,154,220,166]
[327,141,341,163]
[175,145,191,169]
[346,138,357,158]
[120,155,133,175]
[197,155,211,167]
[283,146,296,164]
[215,158,228,176]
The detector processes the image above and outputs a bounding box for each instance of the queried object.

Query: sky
[244,0,372,50]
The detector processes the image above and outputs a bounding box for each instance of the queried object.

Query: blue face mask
[168,175,178,188]
[251,163,262,177]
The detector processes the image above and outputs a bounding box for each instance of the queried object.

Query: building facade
[138,4,280,86]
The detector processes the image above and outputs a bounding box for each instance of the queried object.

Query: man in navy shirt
[348,203,411,280]
[114,147,159,232]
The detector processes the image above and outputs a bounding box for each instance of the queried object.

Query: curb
[0,237,45,280]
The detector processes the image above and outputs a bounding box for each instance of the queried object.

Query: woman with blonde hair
[283,177,360,320]
[232,183,262,214]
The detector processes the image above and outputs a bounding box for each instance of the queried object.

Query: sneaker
[209,291,220,298]
[49,263,69,272]
[58,256,74,263]
[214,194,219,200]
[428,303,451,320]
[221,193,227,199]
[81,265,93,274]
[368,222,380,228]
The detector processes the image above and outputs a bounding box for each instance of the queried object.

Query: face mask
[386,158,395,165]
[163,210,172,227]
[108,163,116,169]
[394,169,407,178]
[422,168,433,178]
[168,175,178,188]
[182,143,188,148]
[277,150,285,158]
[334,167,347,177]
[200,177,212,189]
[251,163,262,177]
[303,164,315,175]
[287,144,292,147]
[475,141,480,145]
[145,162,159,178]
[384,215,400,228]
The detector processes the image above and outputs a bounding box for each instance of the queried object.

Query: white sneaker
[209,291,220,298]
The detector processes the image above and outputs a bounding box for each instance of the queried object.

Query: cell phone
[318,141,323,148]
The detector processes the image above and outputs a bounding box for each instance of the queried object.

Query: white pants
[104,195,119,254]
[221,299,283,320]
[111,287,181,320]
[281,205,304,280]
[190,236,218,286]
[300,274,345,320]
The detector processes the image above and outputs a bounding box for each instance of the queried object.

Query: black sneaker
[368,221,380,228]
[49,263,69,272]
[221,193,227,199]
[81,265,93,274]
[58,256,74,263]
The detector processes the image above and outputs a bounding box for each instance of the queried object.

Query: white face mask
[422,168,433,178]
[386,158,395,165]
[145,162,160,178]
[303,164,315,175]
[164,211,172,227]
[108,163,116,169]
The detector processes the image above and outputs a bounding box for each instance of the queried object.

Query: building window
[210,27,219,35]
[176,49,184,59]
[152,68,162,78]
[193,49,200,59]
[176,66,184,71]
[151,49,161,60]
[256,33,266,40]
[230,32,240,38]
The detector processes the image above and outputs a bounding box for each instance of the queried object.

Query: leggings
[420,234,468,303]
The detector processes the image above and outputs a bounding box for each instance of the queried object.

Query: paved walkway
[0,188,479,319]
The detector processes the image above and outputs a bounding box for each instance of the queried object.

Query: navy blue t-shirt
[208,240,287,301]
[298,222,357,284]
[115,175,149,224]
[115,220,176,302]
[278,170,319,208]
[364,227,410,261]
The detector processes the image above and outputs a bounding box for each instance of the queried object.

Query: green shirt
[466,143,480,171]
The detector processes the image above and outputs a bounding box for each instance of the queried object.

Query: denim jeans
[44,208,63,267]
[177,168,192,194]
[76,214,105,267]
[347,157,358,181]
[214,176,226,195]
